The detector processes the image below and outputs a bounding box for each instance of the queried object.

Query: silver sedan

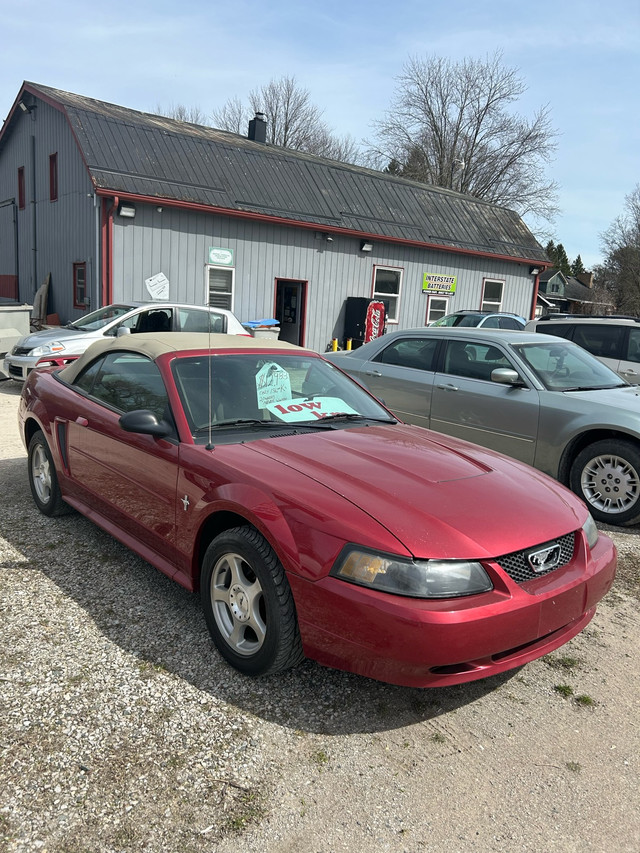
[326,328,640,526]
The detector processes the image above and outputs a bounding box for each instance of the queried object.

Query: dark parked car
[19,333,615,687]
[326,326,640,526]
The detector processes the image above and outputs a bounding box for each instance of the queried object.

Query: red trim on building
[94,189,550,269]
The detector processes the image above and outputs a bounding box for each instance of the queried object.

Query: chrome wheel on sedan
[201,527,304,675]
[571,439,640,526]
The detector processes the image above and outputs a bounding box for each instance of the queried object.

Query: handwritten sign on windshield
[266,397,358,422]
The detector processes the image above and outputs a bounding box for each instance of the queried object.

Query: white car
[4,302,248,382]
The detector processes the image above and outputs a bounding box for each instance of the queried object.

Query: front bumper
[291,532,617,687]
[3,354,37,381]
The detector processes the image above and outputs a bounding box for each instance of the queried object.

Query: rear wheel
[570,439,640,526]
[200,526,304,676]
[28,431,68,517]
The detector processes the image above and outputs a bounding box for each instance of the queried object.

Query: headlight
[331,548,493,598]
[582,515,599,550]
[30,341,66,357]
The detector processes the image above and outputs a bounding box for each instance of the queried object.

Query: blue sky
[2,0,638,269]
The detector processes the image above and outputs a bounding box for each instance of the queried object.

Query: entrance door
[275,280,306,346]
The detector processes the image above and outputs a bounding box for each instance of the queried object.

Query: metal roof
[8,82,549,264]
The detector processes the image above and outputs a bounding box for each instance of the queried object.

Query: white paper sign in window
[255,363,292,408]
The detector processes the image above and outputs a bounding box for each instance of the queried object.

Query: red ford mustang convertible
[18,333,616,687]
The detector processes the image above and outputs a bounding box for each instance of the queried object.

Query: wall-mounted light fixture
[118,203,136,218]
[324,233,333,242]
[529,266,540,275]
[156,206,163,213]
[360,241,373,252]
[18,101,36,114]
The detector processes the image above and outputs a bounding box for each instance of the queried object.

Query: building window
[372,266,402,323]
[207,265,234,310]
[18,167,25,210]
[49,153,58,201]
[425,296,448,325]
[481,279,504,312]
[73,262,88,308]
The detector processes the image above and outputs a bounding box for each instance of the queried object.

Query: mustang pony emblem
[527,543,562,573]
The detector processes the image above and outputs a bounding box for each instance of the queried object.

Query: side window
[626,328,640,363]
[208,265,235,310]
[482,316,500,328]
[372,338,438,371]
[73,262,88,309]
[372,266,402,323]
[538,323,572,340]
[179,308,226,334]
[425,297,448,325]
[481,279,504,312]
[443,341,511,381]
[74,352,169,420]
[498,317,522,329]
[572,325,621,359]
[115,308,173,335]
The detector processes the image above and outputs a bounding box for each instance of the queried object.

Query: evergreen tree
[571,255,586,276]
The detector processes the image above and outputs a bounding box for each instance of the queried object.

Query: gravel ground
[1,378,639,853]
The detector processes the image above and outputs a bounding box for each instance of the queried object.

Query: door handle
[436,383,459,391]
[365,369,382,377]
[75,416,89,426]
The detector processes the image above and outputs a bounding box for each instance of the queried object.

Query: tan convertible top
[57,332,309,384]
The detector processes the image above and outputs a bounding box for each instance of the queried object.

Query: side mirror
[116,326,131,337]
[119,409,172,437]
[491,367,525,387]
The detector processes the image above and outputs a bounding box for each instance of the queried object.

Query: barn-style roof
[5,82,549,264]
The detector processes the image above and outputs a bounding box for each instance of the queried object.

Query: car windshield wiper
[302,413,398,425]
[563,384,628,392]
[196,419,285,432]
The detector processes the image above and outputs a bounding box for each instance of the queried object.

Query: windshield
[70,304,134,332]
[513,340,626,391]
[172,352,394,435]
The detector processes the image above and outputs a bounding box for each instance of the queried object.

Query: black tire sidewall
[571,439,640,525]
[200,527,291,676]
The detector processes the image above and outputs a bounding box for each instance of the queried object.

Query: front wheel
[200,526,304,676]
[570,439,640,526]
[28,431,69,517]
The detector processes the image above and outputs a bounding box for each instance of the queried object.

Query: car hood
[561,384,640,409]
[17,328,93,351]
[246,424,585,560]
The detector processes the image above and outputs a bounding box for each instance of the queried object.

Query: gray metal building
[0,82,549,351]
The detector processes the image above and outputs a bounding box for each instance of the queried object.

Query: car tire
[28,431,69,517]
[201,526,304,676]
[570,439,640,526]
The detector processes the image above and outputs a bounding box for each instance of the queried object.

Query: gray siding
[113,203,534,351]
[0,101,95,317]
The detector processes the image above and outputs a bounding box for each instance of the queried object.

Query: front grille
[8,364,24,378]
[496,533,575,584]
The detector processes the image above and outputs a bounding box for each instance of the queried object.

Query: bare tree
[155,103,210,125]
[368,52,559,223]
[212,76,361,163]
[600,184,640,313]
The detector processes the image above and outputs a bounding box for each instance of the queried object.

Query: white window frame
[425,296,449,325]
[372,265,403,325]
[206,264,236,311]
[480,278,505,312]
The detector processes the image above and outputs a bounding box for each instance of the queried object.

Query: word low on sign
[266,397,358,422]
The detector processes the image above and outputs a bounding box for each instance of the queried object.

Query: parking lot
[1,377,639,853]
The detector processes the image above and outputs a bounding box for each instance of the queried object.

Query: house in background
[0,82,550,351]
[535,269,614,317]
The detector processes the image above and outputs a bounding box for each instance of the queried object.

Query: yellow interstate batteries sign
[422,273,457,294]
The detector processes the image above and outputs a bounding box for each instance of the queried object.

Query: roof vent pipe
[248,112,267,143]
